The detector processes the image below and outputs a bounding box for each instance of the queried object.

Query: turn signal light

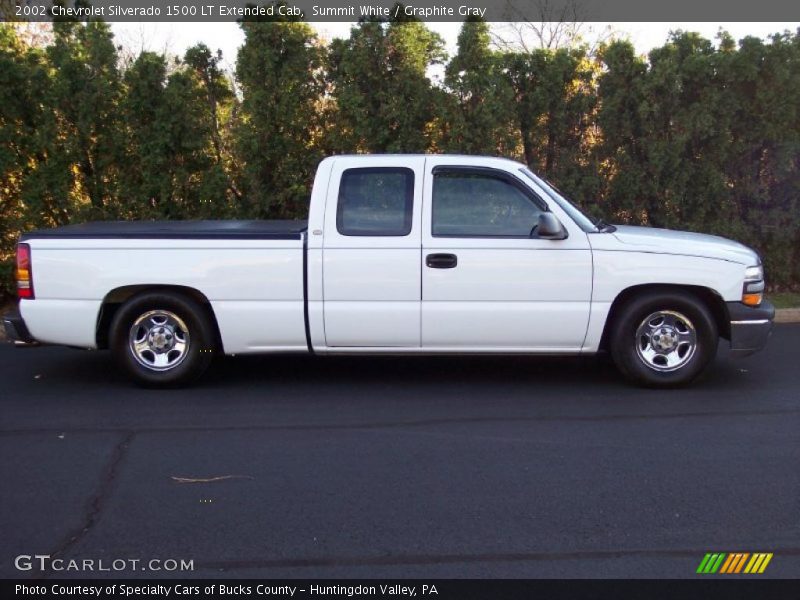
[15,243,34,299]
[742,292,762,307]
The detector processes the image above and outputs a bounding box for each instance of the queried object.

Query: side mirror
[536,213,568,240]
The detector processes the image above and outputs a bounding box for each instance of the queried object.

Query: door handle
[426,253,458,269]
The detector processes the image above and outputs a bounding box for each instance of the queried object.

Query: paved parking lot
[1,325,798,578]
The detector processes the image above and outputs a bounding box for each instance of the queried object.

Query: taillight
[16,243,34,299]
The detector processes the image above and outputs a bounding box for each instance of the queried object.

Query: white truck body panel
[22,237,306,353]
[16,154,763,360]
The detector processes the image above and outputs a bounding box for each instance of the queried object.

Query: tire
[109,291,215,387]
[609,290,718,387]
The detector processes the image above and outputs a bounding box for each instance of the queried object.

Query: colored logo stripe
[719,553,749,573]
[744,553,773,574]
[697,552,773,574]
[697,553,726,573]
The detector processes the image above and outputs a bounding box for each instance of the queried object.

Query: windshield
[519,168,598,233]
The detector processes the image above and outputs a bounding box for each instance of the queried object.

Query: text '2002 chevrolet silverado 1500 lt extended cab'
[3,155,774,387]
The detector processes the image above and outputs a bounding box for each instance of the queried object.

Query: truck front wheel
[109,291,215,387]
[609,291,718,387]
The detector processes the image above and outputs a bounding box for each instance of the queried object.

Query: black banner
[5,0,800,23]
[4,580,800,600]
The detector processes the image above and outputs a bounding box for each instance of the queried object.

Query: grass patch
[768,292,800,309]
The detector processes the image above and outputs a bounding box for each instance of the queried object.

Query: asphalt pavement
[1,326,798,579]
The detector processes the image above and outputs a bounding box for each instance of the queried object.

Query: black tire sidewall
[610,292,718,387]
[109,292,214,387]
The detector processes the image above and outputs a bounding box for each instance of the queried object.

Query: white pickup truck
[4,155,774,387]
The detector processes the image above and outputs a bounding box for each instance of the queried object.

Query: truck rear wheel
[609,291,718,387]
[109,291,215,387]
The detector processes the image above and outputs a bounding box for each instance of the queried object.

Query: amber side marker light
[742,293,763,307]
[16,242,34,299]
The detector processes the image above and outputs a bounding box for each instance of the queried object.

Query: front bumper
[726,300,775,357]
[2,307,38,346]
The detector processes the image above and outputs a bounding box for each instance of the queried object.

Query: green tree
[160,63,231,218]
[2,19,800,298]
[503,46,599,205]
[47,19,124,217]
[0,25,56,295]
[715,31,800,287]
[596,40,651,222]
[637,32,729,230]
[235,13,327,218]
[328,14,446,153]
[120,46,237,220]
[442,18,517,155]
[184,45,231,163]
[120,51,171,216]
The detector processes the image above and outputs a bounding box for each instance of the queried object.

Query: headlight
[745,265,764,281]
[742,265,764,306]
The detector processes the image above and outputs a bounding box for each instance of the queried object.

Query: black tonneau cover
[20,220,308,241]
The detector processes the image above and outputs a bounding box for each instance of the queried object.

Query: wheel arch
[96,285,223,351]
[598,283,729,352]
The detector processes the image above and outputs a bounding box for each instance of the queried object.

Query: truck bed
[20,220,308,241]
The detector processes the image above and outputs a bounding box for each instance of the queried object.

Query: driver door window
[432,171,544,238]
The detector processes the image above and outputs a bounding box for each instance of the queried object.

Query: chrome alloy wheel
[128,310,190,371]
[635,310,697,372]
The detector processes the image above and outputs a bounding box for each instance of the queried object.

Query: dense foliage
[1,16,799,297]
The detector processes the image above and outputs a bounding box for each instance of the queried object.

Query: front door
[421,159,592,350]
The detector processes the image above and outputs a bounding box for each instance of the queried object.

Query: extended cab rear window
[336,168,414,237]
